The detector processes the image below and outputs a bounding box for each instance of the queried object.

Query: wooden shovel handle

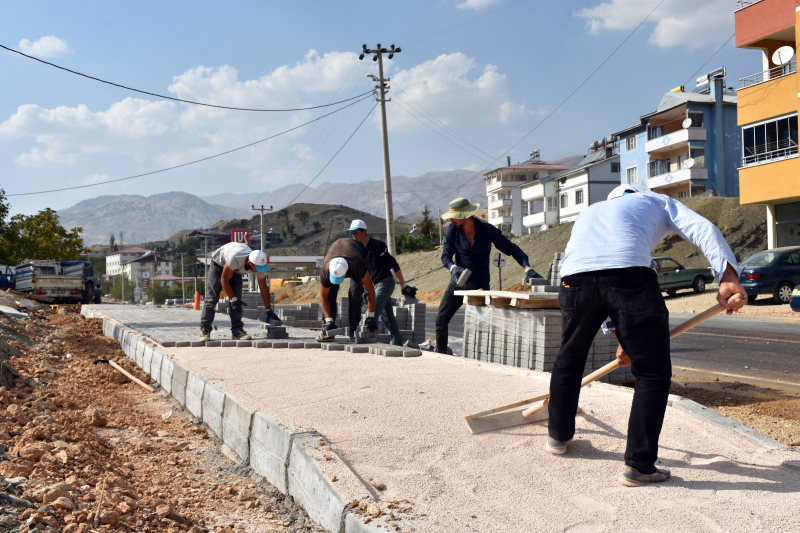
[521,293,744,419]
[109,360,155,393]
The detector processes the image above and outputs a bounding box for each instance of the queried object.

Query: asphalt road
[427,308,800,392]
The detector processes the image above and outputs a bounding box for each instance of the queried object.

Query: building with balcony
[483,154,574,235]
[614,75,740,199]
[121,253,173,289]
[521,140,620,232]
[105,246,152,276]
[735,0,800,247]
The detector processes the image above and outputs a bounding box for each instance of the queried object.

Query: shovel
[465,294,743,434]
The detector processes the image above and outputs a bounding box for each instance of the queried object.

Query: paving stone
[403,349,422,358]
[190,341,206,347]
[206,340,221,347]
[237,340,253,348]
[161,341,176,347]
[288,342,305,349]
[345,345,370,353]
[321,343,345,351]
[254,340,273,348]
[175,341,191,347]
[221,341,238,347]
[272,342,289,348]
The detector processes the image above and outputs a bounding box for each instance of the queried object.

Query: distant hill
[59,192,250,245]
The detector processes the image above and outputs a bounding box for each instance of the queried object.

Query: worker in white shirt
[546,184,747,488]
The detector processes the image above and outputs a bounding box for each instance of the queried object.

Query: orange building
[735,0,800,247]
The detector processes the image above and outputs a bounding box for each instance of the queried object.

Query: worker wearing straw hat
[436,197,543,354]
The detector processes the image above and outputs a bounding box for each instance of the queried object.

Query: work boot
[231,328,252,341]
[545,436,573,455]
[199,328,212,342]
[619,465,671,487]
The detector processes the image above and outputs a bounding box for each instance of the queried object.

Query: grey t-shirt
[211,242,267,279]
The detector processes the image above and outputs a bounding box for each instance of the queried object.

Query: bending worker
[437,197,542,354]
[200,242,280,341]
[347,219,417,346]
[546,184,747,487]
[317,237,378,342]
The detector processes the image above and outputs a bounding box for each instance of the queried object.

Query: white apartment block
[106,246,152,276]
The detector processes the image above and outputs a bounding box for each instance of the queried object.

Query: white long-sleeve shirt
[560,191,740,282]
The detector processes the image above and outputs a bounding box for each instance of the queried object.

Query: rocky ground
[0,298,326,533]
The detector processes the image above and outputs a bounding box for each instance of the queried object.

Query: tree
[0,188,10,239]
[416,206,438,248]
[286,223,296,236]
[0,208,86,265]
[313,221,322,231]
[396,233,434,254]
[109,273,136,301]
[145,281,170,304]
[109,234,118,253]
[295,210,310,227]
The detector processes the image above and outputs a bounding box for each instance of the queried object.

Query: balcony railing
[742,138,799,166]
[740,61,796,88]
[736,0,763,8]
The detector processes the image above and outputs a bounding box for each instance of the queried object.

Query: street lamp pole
[251,205,274,252]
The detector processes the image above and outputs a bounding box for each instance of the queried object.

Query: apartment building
[615,73,741,199]
[521,139,620,232]
[735,0,800,247]
[121,253,173,288]
[105,246,151,276]
[483,153,573,235]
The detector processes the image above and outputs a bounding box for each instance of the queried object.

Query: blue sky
[1,0,761,216]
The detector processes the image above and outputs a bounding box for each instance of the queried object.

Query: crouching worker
[200,242,279,341]
[317,238,378,342]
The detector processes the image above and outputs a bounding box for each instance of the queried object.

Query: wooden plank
[466,296,485,306]
[488,296,512,307]
[510,298,559,309]
[455,290,557,300]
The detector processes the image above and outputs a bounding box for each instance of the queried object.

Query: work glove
[322,318,337,337]
[364,312,378,332]
[525,268,543,280]
[400,284,418,298]
[361,291,369,305]
[229,298,246,315]
[450,266,466,286]
[265,309,281,323]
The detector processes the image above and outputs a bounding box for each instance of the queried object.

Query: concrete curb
[222,395,254,463]
[185,372,205,419]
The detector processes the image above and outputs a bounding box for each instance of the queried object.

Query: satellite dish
[540,224,548,231]
[772,46,795,66]
[682,118,693,129]
[704,189,714,197]
[685,158,695,168]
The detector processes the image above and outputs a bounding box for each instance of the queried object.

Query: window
[679,154,686,168]
[659,259,681,272]
[611,163,620,173]
[575,189,584,205]
[782,252,800,266]
[690,147,705,167]
[647,125,664,140]
[679,190,688,198]
[626,166,638,184]
[625,136,637,151]
[742,114,799,166]
[687,111,704,128]
[560,194,568,208]
[546,197,558,212]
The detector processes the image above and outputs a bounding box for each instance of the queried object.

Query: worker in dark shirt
[347,219,417,346]
[317,238,377,342]
[436,197,543,353]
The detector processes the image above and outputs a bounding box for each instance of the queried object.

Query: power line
[284,104,378,208]
[684,33,736,87]
[0,43,372,112]
[7,95,373,197]
[393,0,522,43]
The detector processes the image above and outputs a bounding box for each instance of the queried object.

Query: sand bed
[165,346,800,533]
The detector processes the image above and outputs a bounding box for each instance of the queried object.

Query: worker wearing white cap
[200,242,279,341]
[546,187,747,487]
[317,237,377,342]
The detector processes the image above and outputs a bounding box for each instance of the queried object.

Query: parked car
[651,257,715,297]
[739,246,800,304]
[790,285,800,312]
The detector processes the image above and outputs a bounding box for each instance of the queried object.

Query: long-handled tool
[93,359,155,393]
[465,294,743,434]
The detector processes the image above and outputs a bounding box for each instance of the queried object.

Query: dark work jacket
[365,238,401,284]
[441,217,530,290]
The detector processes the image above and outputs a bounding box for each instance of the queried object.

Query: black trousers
[434,282,464,353]
[327,280,364,333]
[200,263,243,331]
[548,267,671,474]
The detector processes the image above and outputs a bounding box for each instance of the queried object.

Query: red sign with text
[231,229,250,246]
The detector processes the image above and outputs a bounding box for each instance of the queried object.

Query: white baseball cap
[248,250,269,272]
[328,257,348,285]
[346,219,367,232]
[607,184,638,201]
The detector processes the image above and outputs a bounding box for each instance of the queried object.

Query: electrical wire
[683,33,736,87]
[393,0,524,43]
[0,43,372,112]
[284,104,378,208]
[6,95,373,197]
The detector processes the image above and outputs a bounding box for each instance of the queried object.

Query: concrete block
[272,342,289,348]
[403,350,422,358]
[345,345,370,353]
[171,362,189,406]
[150,350,164,384]
[201,382,226,439]
[175,341,191,347]
[222,395,253,462]
[141,344,154,375]
[185,372,205,418]
[190,340,206,347]
[206,340,222,347]
[161,356,174,394]
[322,343,345,351]
[135,339,147,366]
[221,340,237,347]
[345,512,384,533]
[249,412,292,493]
[287,433,346,532]
[288,342,305,349]
[255,340,272,348]
[237,341,253,348]
[304,342,320,349]
[161,341,176,347]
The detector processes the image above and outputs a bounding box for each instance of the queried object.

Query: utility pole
[251,205,274,252]
[178,253,187,303]
[203,236,209,297]
[360,43,401,256]
[437,206,444,245]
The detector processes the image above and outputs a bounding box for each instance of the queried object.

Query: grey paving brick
[237,340,253,348]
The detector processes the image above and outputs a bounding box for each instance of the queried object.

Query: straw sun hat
[441,197,481,220]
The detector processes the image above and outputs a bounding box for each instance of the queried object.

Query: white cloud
[576,0,733,50]
[81,173,110,185]
[18,35,71,58]
[14,147,79,167]
[388,53,527,131]
[461,163,483,171]
[456,0,501,9]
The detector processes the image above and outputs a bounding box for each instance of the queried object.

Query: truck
[0,265,14,290]
[14,260,100,304]
[651,256,715,297]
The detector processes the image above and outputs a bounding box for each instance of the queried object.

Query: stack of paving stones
[216,292,277,321]
[546,252,564,286]
[278,302,322,328]
[461,305,632,383]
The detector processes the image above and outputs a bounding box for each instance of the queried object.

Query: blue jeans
[375,279,403,346]
[548,267,671,474]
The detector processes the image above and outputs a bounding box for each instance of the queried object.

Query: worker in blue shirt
[436,197,542,354]
[546,184,747,487]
